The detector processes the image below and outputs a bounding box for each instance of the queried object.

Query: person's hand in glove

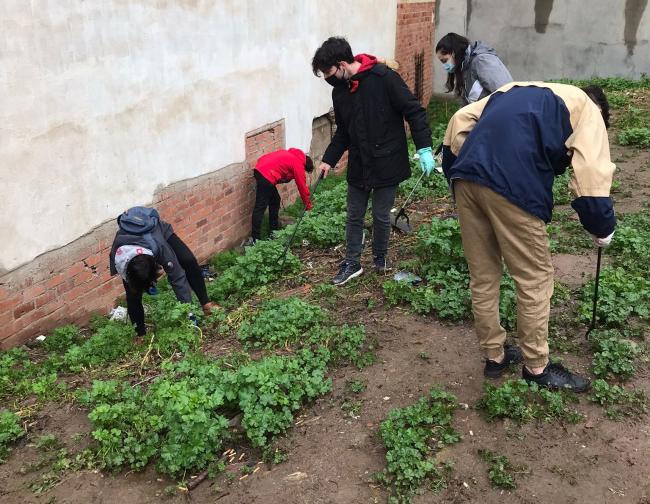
[592,231,614,247]
[417,147,436,176]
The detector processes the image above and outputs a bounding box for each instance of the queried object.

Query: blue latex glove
[417,147,435,176]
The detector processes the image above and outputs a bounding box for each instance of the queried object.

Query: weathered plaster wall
[0,0,397,273]
[433,0,649,94]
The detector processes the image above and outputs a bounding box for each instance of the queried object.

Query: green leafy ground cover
[377,388,460,503]
[1,78,649,501]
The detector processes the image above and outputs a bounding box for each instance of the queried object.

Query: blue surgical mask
[443,61,455,74]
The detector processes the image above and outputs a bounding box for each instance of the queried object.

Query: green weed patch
[478,380,582,424]
[618,127,650,148]
[589,379,647,420]
[207,239,301,304]
[478,449,527,490]
[377,388,460,504]
[589,330,642,380]
[0,411,24,462]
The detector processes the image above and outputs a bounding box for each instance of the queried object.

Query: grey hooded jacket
[461,41,513,104]
[109,220,193,303]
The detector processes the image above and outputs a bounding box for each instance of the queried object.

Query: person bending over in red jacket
[248,148,314,243]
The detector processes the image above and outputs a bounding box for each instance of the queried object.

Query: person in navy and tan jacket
[441,82,615,392]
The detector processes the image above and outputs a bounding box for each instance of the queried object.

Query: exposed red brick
[0,116,338,348]
[14,301,35,319]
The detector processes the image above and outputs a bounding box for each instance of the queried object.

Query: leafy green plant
[618,127,650,148]
[209,249,241,273]
[85,348,333,475]
[589,379,647,419]
[0,348,65,403]
[552,170,573,205]
[550,75,650,91]
[274,210,347,248]
[589,330,641,379]
[238,297,326,349]
[478,380,582,424]
[478,449,526,490]
[63,321,135,371]
[377,388,460,503]
[35,433,61,451]
[43,325,83,353]
[0,411,24,462]
[608,221,650,272]
[207,239,301,303]
[262,446,288,465]
[578,267,650,326]
[345,379,366,394]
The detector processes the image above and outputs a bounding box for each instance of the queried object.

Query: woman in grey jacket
[435,32,513,105]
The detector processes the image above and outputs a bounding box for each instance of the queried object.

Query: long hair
[581,85,611,129]
[435,33,470,97]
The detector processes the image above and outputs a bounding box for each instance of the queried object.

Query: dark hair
[126,254,157,294]
[435,32,470,97]
[305,155,314,173]
[581,85,611,128]
[312,37,354,77]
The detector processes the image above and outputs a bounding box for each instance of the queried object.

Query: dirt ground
[2,101,650,504]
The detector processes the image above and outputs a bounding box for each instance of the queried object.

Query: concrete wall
[433,0,650,94]
[0,0,398,274]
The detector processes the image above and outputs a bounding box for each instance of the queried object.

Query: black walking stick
[278,171,325,266]
[585,246,603,340]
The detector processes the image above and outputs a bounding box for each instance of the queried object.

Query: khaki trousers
[454,180,553,368]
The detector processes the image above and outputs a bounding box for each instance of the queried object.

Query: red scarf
[349,53,378,93]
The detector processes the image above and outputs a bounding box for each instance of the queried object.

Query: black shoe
[332,261,363,286]
[522,362,591,393]
[242,237,257,247]
[373,255,392,273]
[484,345,523,378]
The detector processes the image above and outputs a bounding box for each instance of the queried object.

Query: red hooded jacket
[349,53,377,93]
[255,148,312,210]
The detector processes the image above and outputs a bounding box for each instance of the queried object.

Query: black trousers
[124,233,209,335]
[345,184,398,264]
[251,170,281,240]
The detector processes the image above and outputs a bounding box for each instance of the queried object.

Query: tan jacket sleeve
[565,96,615,198]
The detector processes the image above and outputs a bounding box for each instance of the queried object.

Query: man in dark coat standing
[312,37,435,285]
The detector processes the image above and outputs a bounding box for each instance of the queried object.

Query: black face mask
[325,67,347,87]
[325,75,346,87]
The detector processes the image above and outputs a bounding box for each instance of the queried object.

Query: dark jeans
[252,170,281,240]
[345,184,398,264]
[124,233,209,335]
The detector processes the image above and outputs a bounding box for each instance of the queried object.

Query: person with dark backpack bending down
[245,148,314,245]
[109,206,217,337]
[441,82,615,392]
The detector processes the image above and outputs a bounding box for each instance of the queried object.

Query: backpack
[117,207,160,255]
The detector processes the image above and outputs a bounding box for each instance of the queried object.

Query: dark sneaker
[522,362,591,393]
[484,345,523,378]
[332,261,363,286]
[373,255,392,273]
[242,237,257,247]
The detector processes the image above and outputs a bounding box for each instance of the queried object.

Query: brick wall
[395,0,435,106]
[0,120,293,349]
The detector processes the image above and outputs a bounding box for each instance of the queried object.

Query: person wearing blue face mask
[436,33,512,105]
